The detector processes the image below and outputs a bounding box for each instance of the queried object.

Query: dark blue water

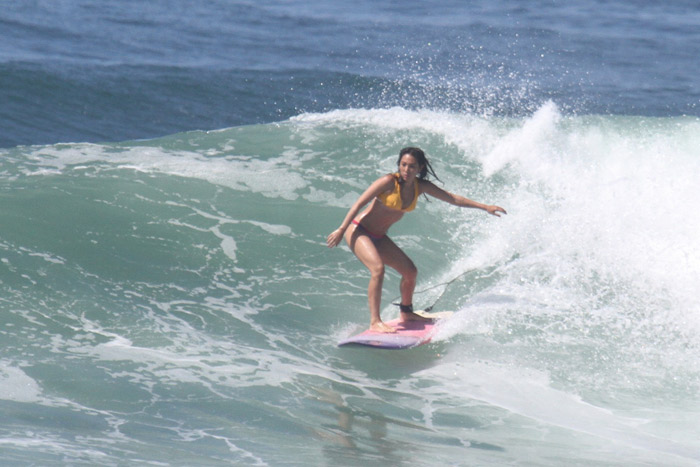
[2,0,698,148]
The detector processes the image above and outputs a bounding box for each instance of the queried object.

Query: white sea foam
[0,361,44,403]
[26,143,308,200]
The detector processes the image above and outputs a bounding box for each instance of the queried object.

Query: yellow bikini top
[377,173,418,212]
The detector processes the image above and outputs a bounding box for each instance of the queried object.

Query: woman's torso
[354,175,421,236]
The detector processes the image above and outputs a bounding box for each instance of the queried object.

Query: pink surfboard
[338,312,452,349]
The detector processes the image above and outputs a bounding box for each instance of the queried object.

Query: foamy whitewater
[1,105,699,465]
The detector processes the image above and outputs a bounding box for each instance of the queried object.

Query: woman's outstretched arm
[420,180,507,217]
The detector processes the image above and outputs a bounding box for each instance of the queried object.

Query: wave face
[1,106,699,464]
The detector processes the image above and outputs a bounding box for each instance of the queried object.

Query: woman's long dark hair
[397,147,441,183]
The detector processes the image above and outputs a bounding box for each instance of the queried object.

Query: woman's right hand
[326,228,344,248]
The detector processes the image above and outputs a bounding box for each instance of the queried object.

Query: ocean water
[1,1,699,466]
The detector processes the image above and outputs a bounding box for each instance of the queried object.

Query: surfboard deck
[338,311,453,349]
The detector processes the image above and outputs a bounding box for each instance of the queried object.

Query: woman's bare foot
[399,311,434,323]
[370,321,396,333]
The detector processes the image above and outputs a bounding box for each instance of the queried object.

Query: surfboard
[338,311,453,349]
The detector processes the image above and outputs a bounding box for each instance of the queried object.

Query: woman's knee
[368,262,385,279]
[404,262,418,282]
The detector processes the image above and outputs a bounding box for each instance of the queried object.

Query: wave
[1,103,699,464]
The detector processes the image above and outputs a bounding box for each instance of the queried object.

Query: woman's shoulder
[416,177,436,192]
[366,173,397,195]
[375,173,398,186]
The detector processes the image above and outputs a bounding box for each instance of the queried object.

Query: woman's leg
[345,225,395,332]
[375,236,430,323]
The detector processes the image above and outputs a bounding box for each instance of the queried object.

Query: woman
[327,147,506,333]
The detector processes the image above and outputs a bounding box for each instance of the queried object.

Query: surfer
[327,147,506,333]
